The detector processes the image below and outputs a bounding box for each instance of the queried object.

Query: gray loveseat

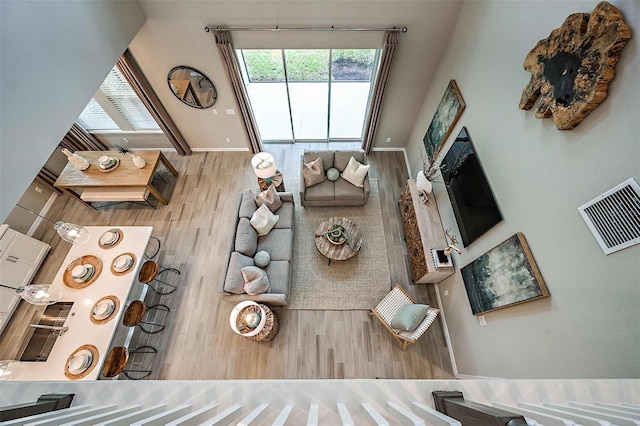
[221,190,294,306]
[300,150,370,207]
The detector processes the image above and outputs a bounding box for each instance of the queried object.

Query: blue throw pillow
[254,250,271,268]
[326,167,340,182]
[390,304,430,331]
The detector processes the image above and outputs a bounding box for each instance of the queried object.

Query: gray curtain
[213,30,263,153]
[362,31,400,153]
[59,123,108,151]
[117,49,192,156]
[48,123,107,193]
[36,168,62,194]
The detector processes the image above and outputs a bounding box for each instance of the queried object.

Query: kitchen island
[2,226,153,381]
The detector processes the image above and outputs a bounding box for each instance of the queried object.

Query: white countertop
[6,226,153,381]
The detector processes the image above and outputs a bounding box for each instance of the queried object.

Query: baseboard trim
[371,147,411,177]
[190,147,251,152]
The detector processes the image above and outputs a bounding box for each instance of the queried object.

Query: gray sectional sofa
[221,190,294,306]
[300,150,370,207]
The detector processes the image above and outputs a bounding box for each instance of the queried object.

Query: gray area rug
[289,179,392,310]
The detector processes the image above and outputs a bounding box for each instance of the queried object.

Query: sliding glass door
[238,48,379,143]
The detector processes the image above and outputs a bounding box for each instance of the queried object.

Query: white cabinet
[0,226,50,333]
[0,286,20,313]
[1,258,36,289]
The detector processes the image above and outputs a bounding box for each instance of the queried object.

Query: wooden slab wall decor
[519,1,631,130]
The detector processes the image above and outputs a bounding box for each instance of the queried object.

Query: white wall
[128,0,462,150]
[0,0,146,220]
[406,1,639,379]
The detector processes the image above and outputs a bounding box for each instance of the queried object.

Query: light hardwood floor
[0,144,455,380]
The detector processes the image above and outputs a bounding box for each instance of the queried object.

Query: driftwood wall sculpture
[519,1,631,130]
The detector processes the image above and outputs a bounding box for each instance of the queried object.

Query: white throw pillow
[341,156,370,187]
[249,203,280,236]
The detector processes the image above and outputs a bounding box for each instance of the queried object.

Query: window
[77,67,160,131]
[238,48,379,143]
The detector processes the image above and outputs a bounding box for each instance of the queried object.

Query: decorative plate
[63,255,103,289]
[98,228,123,249]
[97,157,120,173]
[90,295,120,325]
[110,252,137,276]
[64,344,99,380]
[326,224,346,245]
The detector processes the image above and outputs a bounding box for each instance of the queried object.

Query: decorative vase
[416,170,433,194]
[61,148,90,171]
[131,153,146,168]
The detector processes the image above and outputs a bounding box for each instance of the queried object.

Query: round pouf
[326,167,340,181]
[254,251,271,268]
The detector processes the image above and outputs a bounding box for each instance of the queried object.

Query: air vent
[578,178,640,254]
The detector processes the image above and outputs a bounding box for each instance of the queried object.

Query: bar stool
[138,260,180,296]
[144,236,161,260]
[123,300,169,335]
[102,346,156,380]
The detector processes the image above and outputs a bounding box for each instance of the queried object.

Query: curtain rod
[205,25,407,33]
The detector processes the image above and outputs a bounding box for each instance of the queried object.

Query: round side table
[230,301,279,342]
[257,170,285,192]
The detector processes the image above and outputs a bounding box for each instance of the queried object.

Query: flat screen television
[441,127,502,247]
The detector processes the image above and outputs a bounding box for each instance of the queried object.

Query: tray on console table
[398,179,454,284]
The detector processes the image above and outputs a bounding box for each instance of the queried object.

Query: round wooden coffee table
[314,217,362,264]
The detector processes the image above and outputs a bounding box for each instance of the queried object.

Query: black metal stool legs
[144,236,161,260]
[123,346,157,380]
[130,345,157,354]
[147,268,180,295]
[159,267,181,275]
[137,304,170,334]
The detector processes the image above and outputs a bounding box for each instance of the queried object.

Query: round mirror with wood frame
[167,66,217,109]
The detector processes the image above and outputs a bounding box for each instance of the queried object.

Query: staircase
[1,379,638,425]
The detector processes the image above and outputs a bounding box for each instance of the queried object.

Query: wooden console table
[398,179,454,283]
[54,150,178,205]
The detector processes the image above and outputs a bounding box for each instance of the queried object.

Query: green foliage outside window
[242,49,377,83]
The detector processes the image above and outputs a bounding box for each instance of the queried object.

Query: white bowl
[68,351,92,373]
[114,255,132,271]
[98,155,110,164]
[99,157,116,169]
[93,300,115,318]
[100,231,117,244]
[71,264,89,278]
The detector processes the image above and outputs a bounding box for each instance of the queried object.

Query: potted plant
[116,145,146,169]
[416,147,445,196]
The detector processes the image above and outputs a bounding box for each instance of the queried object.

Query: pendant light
[0,283,62,306]
[16,204,90,245]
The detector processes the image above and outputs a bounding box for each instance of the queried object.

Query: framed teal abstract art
[423,80,465,163]
[461,233,549,315]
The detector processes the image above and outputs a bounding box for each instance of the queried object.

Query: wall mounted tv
[441,127,502,247]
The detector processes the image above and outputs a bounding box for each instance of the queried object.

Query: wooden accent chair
[371,284,440,351]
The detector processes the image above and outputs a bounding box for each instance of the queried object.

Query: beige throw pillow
[341,156,370,187]
[249,203,279,236]
[302,157,327,188]
[241,266,271,295]
[255,184,283,212]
